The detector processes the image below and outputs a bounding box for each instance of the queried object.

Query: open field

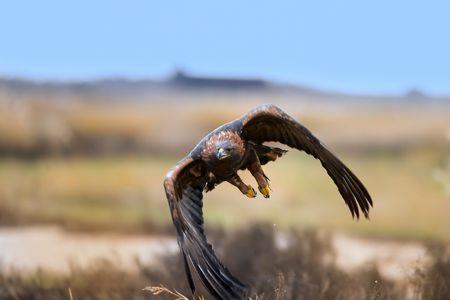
[0,148,448,241]
[0,226,448,300]
[0,226,427,280]
[0,96,448,299]
[0,97,449,156]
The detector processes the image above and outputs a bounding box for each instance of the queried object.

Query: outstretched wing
[164,156,249,300]
[239,104,372,218]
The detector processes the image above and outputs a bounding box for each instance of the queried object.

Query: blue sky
[0,0,449,94]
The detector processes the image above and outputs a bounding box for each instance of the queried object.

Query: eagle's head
[203,131,245,164]
[215,140,235,160]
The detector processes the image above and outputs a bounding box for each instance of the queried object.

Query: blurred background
[0,1,449,299]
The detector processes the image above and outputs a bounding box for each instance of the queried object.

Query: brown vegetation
[0,93,448,299]
[0,225,448,299]
[0,97,448,157]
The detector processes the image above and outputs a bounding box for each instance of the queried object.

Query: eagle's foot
[258,185,270,198]
[245,185,257,198]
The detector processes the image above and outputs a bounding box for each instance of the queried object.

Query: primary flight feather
[164,104,372,299]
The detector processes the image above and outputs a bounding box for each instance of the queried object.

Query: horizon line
[0,70,447,98]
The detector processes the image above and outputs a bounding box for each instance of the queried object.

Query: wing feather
[240,104,372,218]
[164,156,249,299]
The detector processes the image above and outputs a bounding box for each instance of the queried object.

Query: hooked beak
[217,148,230,160]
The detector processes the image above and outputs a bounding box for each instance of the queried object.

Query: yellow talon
[245,186,257,198]
[259,185,270,198]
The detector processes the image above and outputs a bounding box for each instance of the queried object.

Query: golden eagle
[164,104,372,299]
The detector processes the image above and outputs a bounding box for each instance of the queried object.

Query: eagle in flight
[164,104,372,299]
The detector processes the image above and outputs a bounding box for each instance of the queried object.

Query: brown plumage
[164,104,373,300]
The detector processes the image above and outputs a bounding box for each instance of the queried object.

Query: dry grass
[0,148,448,240]
[0,98,448,156]
[143,285,194,300]
[0,225,448,299]
[0,85,448,299]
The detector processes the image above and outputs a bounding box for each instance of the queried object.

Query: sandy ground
[0,226,177,273]
[0,226,428,282]
[332,233,428,280]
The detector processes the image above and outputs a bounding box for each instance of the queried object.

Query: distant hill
[169,70,268,90]
[0,70,448,102]
[0,70,272,94]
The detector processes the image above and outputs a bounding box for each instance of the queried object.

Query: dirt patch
[0,226,177,273]
[333,233,428,281]
[0,226,428,282]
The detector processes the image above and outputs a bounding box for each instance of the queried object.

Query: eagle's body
[184,116,285,197]
[164,104,372,300]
